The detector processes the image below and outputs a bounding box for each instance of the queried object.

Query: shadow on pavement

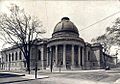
[0,79,34,84]
[0,73,25,78]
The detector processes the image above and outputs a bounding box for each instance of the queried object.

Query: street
[0,69,120,84]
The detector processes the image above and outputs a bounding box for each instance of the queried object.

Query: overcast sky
[1,0,120,58]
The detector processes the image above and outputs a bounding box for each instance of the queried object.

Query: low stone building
[0,17,116,71]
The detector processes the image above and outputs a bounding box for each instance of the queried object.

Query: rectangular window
[88,51,90,61]
[15,52,18,60]
[6,55,8,62]
[19,51,22,60]
[9,54,11,62]
[38,50,41,60]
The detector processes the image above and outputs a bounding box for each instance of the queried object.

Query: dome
[53,17,79,35]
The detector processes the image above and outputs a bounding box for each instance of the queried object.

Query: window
[9,54,11,62]
[19,51,22,60]
[15,52,18,60]
[88,51,90,61]
[5,55,7,62]
[93,63,95,66]
[38,50,41,60]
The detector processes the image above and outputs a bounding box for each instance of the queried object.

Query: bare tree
[0,4,45,74]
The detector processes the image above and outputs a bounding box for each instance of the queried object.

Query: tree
[106,17,120,46]
[91,34,111,54]
[91,17,120,54]
[0,4,45,74]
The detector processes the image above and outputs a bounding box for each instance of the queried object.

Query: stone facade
[0,17,116,71]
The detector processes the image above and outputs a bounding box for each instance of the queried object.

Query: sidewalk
[0,71,49,79]
[0,71,49,84]
[114,79,120,84]
[37,69,106,74]
[22,74,49,79]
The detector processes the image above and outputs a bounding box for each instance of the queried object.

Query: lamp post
[115,48,120,67]
[35,58,38,79]
[34,33,40,79]
[35,43,38,79]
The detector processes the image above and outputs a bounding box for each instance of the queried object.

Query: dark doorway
[74,45,79,67]
[66,45,72,70]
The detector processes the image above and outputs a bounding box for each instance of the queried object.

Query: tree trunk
[23,44,31,74]
[26,57,30,74]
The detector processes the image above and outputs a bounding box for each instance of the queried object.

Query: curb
[22,74,49,79]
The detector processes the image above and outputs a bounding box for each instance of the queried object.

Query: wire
[80,10,120,31]
[44,0,48,29]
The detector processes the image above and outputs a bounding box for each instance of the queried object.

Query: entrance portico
[47,41,84,70]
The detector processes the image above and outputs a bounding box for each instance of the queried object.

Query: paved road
[0,70,120,84]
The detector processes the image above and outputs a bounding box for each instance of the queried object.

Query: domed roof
[53,17,79,34]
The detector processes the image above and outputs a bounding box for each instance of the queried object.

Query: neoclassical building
[0,17,116,71]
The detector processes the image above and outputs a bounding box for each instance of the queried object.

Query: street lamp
[115,48,120,67]
[35,41,38,79]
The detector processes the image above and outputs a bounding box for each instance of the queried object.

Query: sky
[0,0,120,58]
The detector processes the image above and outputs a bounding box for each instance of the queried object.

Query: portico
[47,44,84,69]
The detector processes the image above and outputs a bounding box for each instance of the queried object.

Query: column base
[47,65,67,72]
[71,65,83,70]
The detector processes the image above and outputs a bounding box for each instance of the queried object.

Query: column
[9,53,11,71]
[63,45,66,67]
[6,55,8,70]
[82,47,84,69]
[46,48,49,67]
[72,45,74,66]
[78,46,80,67]
[55,45,58,66]
[41,47,44,69]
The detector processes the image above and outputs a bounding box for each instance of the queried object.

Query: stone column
[78,46,80,67]
[41,47,44,69]
[82,47,84,69]
[55,45,58,66]
[9,54,11,71]
[46,48,48,67]
[63,45,66,68]
[72,45,74,67]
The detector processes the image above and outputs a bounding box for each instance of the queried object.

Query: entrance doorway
[66,45,72,70]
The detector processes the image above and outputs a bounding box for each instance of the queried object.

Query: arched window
[38,50,41,60]
[15,52,18,60]
[19,51,22,60]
